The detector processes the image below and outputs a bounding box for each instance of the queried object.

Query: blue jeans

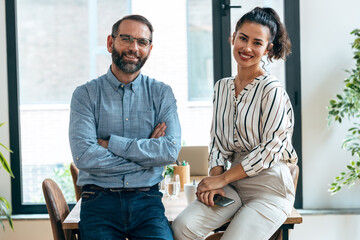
[79,185,173,240]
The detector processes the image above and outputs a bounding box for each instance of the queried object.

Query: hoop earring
[261,59,265,70]
[261,59,270,72]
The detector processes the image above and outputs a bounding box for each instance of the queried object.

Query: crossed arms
[69,84,181,177]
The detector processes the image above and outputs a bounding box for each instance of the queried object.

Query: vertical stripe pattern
[208,74,297,177]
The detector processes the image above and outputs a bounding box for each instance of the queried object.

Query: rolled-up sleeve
[208,139,228,170]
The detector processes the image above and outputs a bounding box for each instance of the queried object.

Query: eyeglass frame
[112,34,152,49]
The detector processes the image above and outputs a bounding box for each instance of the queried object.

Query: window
[188,1,213,101]
[7,0,214,213]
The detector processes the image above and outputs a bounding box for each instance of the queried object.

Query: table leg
[281,224,294,240]
[282,229,289,240]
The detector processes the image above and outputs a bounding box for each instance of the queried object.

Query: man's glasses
[112,34,152,49]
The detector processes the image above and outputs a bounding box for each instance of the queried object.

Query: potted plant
[328,29,360,194]
[163,165,174,178]
[0,122,14,230]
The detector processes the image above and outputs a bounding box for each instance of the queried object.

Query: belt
[83,184,159,192]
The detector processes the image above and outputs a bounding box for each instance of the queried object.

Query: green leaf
[0,197,13,230]
[0,143,13,153]
[347,165,355,170]
[0,152,14,178]
[163,165,174,177]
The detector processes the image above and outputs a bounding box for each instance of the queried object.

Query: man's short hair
[112,15,154,40]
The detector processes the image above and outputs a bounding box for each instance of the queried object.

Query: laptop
[177,146,209,176]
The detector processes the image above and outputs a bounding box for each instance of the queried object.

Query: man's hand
[97,122,166,150]
[196,188,225,207]
[150,122,167,138]
[97,139,109,149]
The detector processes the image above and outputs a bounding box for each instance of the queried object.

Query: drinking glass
[165,174,180,199]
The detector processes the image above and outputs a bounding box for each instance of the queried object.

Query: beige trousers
[172,160,295,240]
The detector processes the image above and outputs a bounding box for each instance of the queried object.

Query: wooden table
[63,176,302,240]
[63,191,190,230]
[63,176,205,230]
[279,208,303,240]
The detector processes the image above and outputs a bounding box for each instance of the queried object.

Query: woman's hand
[196,188,225,207]
[197,175,227,194]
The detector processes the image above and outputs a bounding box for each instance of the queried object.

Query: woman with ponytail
[172,7,297,240]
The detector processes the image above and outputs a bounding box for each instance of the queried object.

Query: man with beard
[69,15,181,240]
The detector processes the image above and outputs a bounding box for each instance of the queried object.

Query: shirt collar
[106,67,142,93]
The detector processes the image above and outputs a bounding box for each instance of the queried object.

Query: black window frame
[212,0,302,208]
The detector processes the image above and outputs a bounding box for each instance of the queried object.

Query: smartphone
[213,194,235,207]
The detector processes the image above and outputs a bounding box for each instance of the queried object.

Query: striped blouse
[209,74,297,177]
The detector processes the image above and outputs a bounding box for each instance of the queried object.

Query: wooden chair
[42,178,77,240]
[205,165,301,240]
[70,162,82,201]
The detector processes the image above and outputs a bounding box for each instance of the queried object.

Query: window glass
[188,0,214,101]
[17,0,213,204]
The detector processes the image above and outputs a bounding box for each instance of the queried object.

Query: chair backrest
[70,162,82,201]
[289,164,299,192]
[177,146,209,176]
[42,178,74,240]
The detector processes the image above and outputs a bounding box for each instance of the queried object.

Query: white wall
[2,0,360,239]
[301,0,360,209]
[296,0,360,239]
[0,220,52,240]
[291,214,360,240]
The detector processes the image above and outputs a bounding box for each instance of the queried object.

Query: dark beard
[111,46,148,74]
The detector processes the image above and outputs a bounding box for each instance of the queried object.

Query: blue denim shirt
[69,68,181,188]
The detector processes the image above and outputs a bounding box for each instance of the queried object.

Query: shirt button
[126,182,129,185]
[173,141,176,145]
[76,157,79,160]
[125,118,128,121]
[121,85,124,88]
